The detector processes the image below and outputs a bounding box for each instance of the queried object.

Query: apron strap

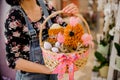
[38,0,53,27]
[11,6,40,62]
[12,6,37,39]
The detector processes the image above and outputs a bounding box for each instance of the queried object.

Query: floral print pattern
[4,3,66,68]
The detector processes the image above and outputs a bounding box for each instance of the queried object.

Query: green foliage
[93,66,100,72]
[93,51,109,72]
[114,43,120,56]
[93,16,115,72]
[93,62,108,72]
[100,33,113,46]
[95,51,106,62]
[100,39,108,46]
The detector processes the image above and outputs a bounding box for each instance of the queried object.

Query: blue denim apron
[13,0,58,80]
[15,36,57,80]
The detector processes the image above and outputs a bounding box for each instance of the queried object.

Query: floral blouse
[4,2,66,69]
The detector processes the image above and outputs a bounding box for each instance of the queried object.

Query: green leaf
[99,61,109,68]
[93,66,100,72]
[95,51,106,62]
[100,39,108,46]
[114,43,120,56]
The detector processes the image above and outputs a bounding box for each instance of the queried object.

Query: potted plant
[114,42,120,69]
[93,51,109,78]
[93,27,113,78]
[97,33,113,58]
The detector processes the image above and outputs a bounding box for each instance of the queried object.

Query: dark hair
[5,0,22,6]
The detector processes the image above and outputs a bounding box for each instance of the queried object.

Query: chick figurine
[48,23,64,44]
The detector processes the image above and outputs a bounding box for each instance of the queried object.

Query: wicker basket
[39,11,92,77]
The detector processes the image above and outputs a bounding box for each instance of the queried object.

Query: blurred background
[1,0,120,80]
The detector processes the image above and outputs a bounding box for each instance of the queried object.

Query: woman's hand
[62,3,79,15]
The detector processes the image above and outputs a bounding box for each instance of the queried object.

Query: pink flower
[23,46,30,52]
[9,20,20,28]
[70,17,80,26]
[23,26,28,32]
[12,46,19,52]
[57,32,64,43]
[81,33,94,47]
[13,31,20,37]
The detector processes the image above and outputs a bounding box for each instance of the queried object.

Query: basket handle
[39,10,91,46]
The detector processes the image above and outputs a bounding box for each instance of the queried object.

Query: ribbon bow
[52,53,80,80]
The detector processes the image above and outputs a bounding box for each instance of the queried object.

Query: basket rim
[41,47,89,55]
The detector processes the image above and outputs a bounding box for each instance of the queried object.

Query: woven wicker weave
[39,10,91,72]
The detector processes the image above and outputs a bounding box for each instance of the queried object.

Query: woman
[4,0,79,80]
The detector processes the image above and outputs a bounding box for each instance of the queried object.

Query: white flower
[109,27,115,36]
[97,0,107,11]
[103,14,113,33]
[111,3,118,16]
[104,15,112,22]
[115,25,120,32]
[96,34,104,44]
[104,3,112,16]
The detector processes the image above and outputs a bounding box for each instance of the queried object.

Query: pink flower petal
[57,32,65,43]
[81,33,94,47]
[13,31,20,37]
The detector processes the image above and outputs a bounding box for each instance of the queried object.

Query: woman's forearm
[15,58,52,74]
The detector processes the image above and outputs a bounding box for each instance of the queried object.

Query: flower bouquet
[39,10,93,80]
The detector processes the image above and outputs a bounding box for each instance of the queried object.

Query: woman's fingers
[63,3,75,12]
[67,7,78,14]
[62,3,79,14]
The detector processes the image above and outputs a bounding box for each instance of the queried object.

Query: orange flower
[48,27,64,44]
[64,23,84,49]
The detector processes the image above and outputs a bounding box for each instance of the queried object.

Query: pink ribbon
[52,53,80,80]
[42,49,89,80]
